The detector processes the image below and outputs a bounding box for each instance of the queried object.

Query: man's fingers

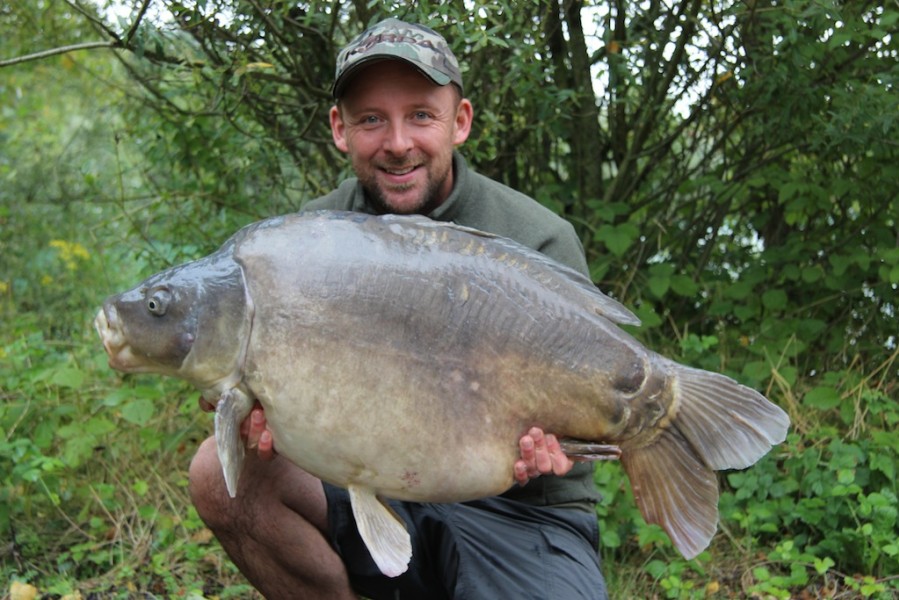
[256,428,275,461]
[545,434,574,475]
[516,428,575,484]
[513,460,530,486]
[531,428,554,474]
[246,408,266,449]
[200,396,275,460]
[518,434,539,476]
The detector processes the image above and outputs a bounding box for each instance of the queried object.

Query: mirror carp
[95,210,790,576]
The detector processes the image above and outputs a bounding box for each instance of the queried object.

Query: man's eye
[413,112,430,121]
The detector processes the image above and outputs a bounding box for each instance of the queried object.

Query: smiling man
[188,17,609,600]
[328,51,469,215]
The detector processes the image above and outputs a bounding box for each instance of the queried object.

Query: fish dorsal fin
[348,484,412,577]
[214,387,255,498]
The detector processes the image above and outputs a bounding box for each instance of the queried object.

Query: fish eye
[146,288,172,316]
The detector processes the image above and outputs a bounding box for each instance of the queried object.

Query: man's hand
[198,396,277,461]
[514,427,574,485]
[244,405,276,461]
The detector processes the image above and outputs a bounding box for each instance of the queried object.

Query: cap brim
[332,55,453,99]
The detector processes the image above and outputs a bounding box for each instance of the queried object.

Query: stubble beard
[360,158,451,216]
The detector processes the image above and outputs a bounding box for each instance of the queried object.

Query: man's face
[330,61,472,215]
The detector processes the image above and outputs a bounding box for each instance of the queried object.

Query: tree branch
[1,0,151,69]
[123,0,153,46]
[0,41,120,68]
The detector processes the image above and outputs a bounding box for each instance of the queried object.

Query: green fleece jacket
[302,152,601,507]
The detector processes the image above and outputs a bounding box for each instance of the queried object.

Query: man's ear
[452,98,473,146]
[330,105,349,153]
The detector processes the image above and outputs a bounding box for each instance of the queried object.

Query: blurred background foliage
[2,0,897,598]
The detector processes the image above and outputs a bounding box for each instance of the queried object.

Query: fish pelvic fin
[214,388,255,498]
[621,426,719,559]
[348,485,412,578]
[671,364,790,471]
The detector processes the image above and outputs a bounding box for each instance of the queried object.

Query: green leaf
[801,266,822,283]
[647,275,670,298]
[888,264,899,285]
[734,304,759,321]
[132,479,150,497]
[762,289,788,310]
[121,399,155,426]
[670,275,698,296]
[724,281,753,300]
[51,367,84,389]
[601,528,621,548]
[803,386,841,410]
[84,416,115,436]
[881,9,899,28]
[837,469,855,485]
[595,223,639,257]
[870,453,896,480]
[829,254,852,276]
[743,361,771,383]
[871,430,899,453]
[631,303,663,328]
[828,30,853,47]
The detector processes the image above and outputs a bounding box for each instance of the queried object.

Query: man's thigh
[324,484,608,600]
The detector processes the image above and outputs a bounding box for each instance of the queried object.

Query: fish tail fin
[621,362,790,558]
[620,427,718,559]
[671,364,790,470]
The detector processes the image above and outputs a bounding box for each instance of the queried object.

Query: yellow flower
[49,239,90,270]
[9,580,39,600]
[0,280,8,294]
[72,243,90,260]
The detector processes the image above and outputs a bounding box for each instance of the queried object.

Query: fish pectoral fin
[621,426,718,560]
[347,485,412,578]
[214,388,255,498]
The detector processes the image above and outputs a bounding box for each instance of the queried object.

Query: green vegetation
[2,1,897,598]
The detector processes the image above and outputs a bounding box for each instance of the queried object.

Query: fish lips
[94,305,152,373]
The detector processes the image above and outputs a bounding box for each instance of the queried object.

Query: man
[189,18,609,599]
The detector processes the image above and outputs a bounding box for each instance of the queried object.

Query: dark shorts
[323,483,609,600]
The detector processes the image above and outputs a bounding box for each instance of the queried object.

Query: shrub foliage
[2,1,897,598]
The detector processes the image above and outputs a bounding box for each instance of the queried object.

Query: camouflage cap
[332,18,463,99]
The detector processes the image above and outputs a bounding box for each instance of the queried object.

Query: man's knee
[189,436,230,528]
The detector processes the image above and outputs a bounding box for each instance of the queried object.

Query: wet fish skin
[95,210,790,576]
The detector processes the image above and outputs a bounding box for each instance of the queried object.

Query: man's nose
[383,121,413,154]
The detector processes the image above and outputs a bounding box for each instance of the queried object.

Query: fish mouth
[94,305,144,372]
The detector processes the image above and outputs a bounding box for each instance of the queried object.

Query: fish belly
[244,339,537,502]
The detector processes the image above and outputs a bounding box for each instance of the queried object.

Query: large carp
[95,210,789,576]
